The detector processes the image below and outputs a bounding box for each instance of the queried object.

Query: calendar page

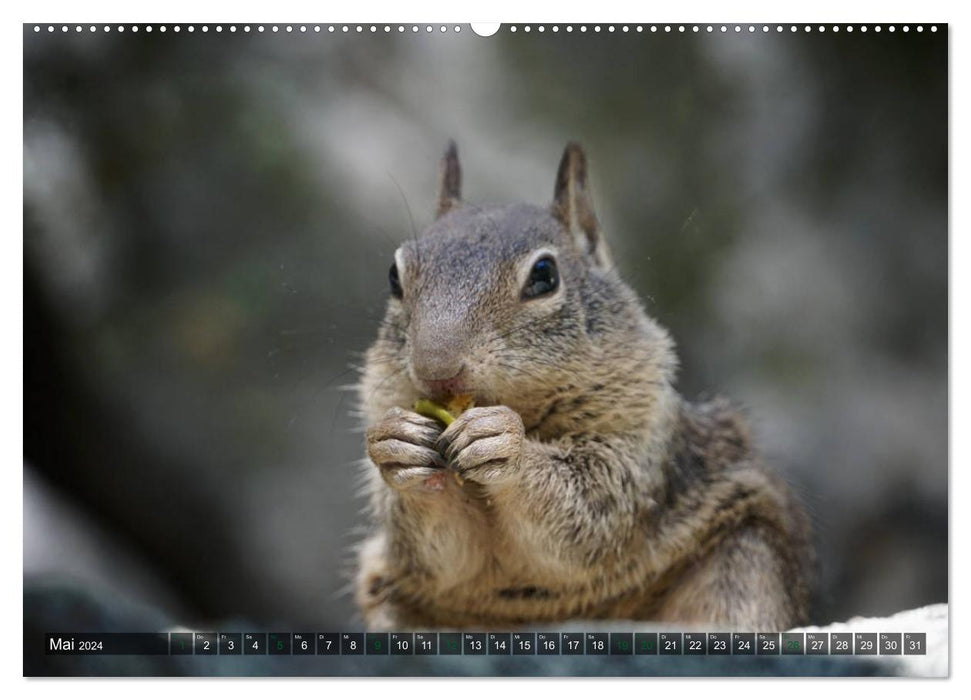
[23,18,948,678]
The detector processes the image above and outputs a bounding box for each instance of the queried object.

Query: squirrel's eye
[522,256,559,300]
[389,262,403,299]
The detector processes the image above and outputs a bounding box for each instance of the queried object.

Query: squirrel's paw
[437,406,524,484]
[366,407,447,492]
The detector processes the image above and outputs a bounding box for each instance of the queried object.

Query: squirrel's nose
[416,365,468,399]
[411,317,469,395]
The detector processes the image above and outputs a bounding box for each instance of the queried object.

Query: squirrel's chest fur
[355,396,812,630]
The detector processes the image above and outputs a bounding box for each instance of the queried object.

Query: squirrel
[354,141,813,631]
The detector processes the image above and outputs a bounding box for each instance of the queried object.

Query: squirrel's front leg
[438,406,653,577]
[366,407,448,492]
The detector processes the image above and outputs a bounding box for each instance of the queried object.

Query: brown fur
[354,143,813,631]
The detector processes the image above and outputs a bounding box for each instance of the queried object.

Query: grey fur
[356,143,813,631]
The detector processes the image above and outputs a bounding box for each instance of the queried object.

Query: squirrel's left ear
[436,140,462,218]
[552,142,612,268]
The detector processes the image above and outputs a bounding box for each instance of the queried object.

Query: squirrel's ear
[436,140,462,218]
[552,142,611,268]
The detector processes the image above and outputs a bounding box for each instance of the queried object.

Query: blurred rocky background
[23,24,947,662]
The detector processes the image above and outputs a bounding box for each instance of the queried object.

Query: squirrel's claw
[437,406,525,484]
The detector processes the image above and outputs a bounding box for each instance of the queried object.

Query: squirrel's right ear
[436,140,462,218]
[552,142,612,268]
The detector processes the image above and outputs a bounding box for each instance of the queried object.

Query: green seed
[413,398,456,426]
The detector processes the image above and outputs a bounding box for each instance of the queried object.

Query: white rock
[792,603,948,677]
